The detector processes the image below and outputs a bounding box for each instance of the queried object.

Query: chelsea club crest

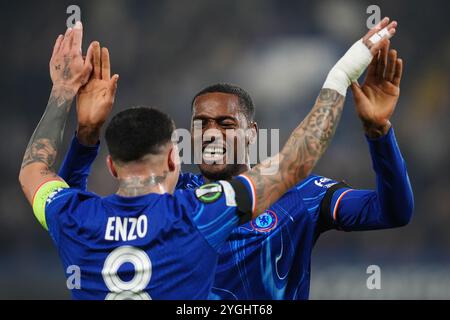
[251,210,278,232]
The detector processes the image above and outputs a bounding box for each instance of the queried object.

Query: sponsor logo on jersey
[251,210,278,232]
[195,183,223,203]
[314,177,338,189]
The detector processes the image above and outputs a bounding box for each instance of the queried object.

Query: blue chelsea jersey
[177,173,340,300]
[56,127,414,300]
[34,177,254,300]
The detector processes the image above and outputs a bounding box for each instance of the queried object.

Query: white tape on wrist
[323,39,372,96]
[323,27,391,97]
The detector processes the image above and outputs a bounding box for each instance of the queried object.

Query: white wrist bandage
[322,39,372,97]
[322,27,390,96]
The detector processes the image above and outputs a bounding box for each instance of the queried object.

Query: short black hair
[105,107,175,162]
[191,83,255,121]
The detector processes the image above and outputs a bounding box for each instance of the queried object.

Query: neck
[117,171,169,197]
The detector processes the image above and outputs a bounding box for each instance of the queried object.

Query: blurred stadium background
[0,0,449,299]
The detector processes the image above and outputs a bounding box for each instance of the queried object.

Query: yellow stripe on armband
[32,180,69,230]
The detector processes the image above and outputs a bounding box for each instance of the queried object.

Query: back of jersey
[37,178,253,300]
[44,189,219,300]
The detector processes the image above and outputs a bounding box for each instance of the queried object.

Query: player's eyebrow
[192,115,238,122]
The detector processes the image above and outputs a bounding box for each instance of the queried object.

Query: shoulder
[176,172,204,190]
[46,187,99,209]
[289,174,340,197]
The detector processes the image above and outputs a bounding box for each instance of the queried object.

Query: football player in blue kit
[58,17,413,300]
[19,21,353,299]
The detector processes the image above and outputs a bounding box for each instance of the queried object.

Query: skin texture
[189,18,400,217]
[351,40,403,138]
[77,43,119,146]
[110,145,180,197]
[192,93,257,181]
[20,23,93,203]
[19,22,118,204]
[72,18,401,217]
[244,89,345,215]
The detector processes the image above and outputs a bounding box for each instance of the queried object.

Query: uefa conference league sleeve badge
[194,183,223,204]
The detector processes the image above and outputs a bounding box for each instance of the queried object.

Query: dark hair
[191,83,255,121]
[105,107,175,162]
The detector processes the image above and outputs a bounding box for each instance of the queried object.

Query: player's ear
[167,146,177,172]
[106,155,118,178]
[247,121,258,145]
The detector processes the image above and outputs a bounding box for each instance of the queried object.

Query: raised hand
[76,42,119,145]
[20,22,95,203]
[362,17,397,54]
[350,40,403,138]
[323,17,397,97]
[50,21,93,96]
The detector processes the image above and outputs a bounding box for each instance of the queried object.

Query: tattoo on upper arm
[246,88,345,214]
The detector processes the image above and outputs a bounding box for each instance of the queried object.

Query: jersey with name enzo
[32,176,254,300]
[57,128,413,300]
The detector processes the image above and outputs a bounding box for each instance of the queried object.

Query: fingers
[386,49,398,82]
[83,42,95,76]
[92,42,102,79]
[385,20,398,36]
[84,42,95,66]
[108,74,120,98]
[363,17,390,43]
[71,21,83,54]
[59,27,74,53]
[52,35,64,57]
[392,58,403,87]
[350,81,364,100]
[101,47,111,80]
[366,54,379,80]
[363,17,397,54]
[371,32,393,55]
[376,39,389,79]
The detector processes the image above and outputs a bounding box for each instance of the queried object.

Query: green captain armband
[32,180,70,230]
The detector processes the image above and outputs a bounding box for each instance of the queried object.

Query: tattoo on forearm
[246,88,345,215]
[118,172,169,197]
[21,87,75,172]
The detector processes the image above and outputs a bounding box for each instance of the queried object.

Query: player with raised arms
[18,18,378,299]
[57,16,411,299]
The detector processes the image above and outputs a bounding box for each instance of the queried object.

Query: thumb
[82,42,95,76]
[350,81,364,99]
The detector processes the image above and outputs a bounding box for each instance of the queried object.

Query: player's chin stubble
[200,163,244,182]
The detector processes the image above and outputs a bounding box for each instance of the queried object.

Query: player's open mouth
[202,144,227,163]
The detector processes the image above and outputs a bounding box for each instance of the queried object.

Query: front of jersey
[34,177,253,300]
[177,173,336,300]
[58,127,414,300]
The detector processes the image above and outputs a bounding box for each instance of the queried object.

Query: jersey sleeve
[174,175,254,251]
[58,133,99,190]
[32,179,90,245]
[318,127,414,232]
[291,175,342,233]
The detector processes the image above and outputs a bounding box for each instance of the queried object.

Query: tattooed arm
[244,18,398,217]
[244,89,344,215]
[19,22,94,204]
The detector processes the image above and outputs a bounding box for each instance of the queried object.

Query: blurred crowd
[0,0,449,298]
